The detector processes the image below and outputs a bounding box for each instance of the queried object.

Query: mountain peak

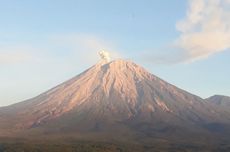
[92,59,148,100]
[98,59,137,67]
[7,59,161,127]
[3,58,226,129]
[97,59,151,79]
[1,58,230,150]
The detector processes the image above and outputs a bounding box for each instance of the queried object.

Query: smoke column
[98,50,111,62]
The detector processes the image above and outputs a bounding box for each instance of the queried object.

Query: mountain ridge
[0,59,230,151]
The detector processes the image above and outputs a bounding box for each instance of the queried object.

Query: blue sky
[0,0,230,106]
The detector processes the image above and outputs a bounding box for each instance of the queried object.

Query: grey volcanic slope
[206,95,230,107]
[0,59,230,149]
[206,95,230,118]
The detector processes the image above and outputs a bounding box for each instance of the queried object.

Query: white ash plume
[98,50,111,62]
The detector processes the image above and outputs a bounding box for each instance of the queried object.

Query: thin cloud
[175,0,230,62]
[49,34,122,64]
[137,47,188,65]
[0,34,122,66]
[0,53,30,64]
[0,46,34,64]
[139,0,230,64]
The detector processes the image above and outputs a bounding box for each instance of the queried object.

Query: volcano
[0,59,230,151]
